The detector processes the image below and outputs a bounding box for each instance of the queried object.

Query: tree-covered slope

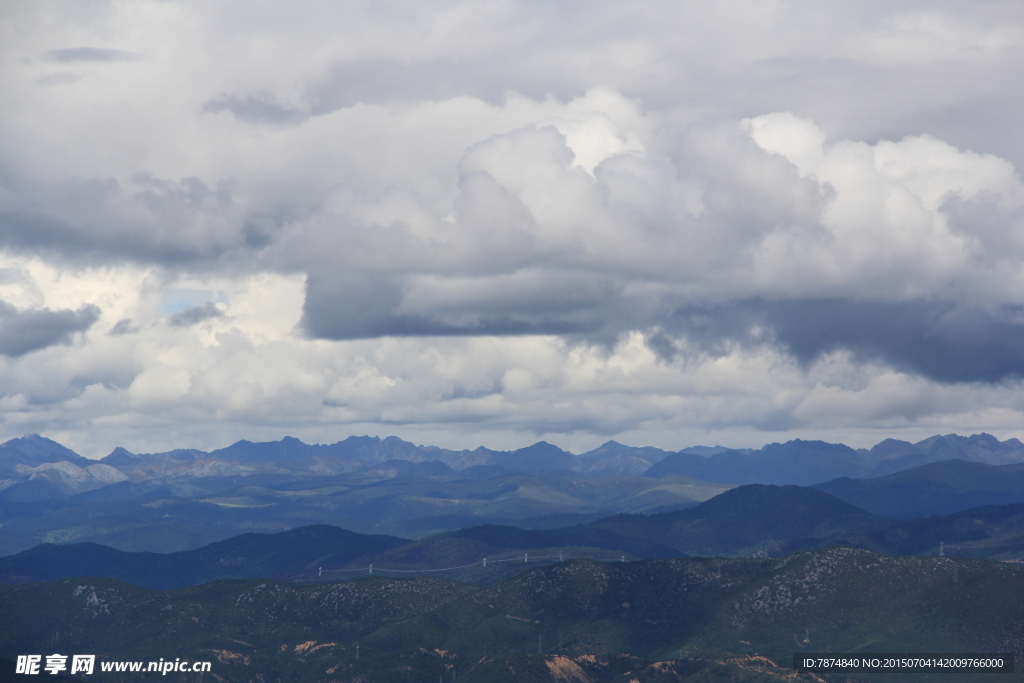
[1,549,1021,682]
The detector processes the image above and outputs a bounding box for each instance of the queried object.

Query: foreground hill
[1,549,1020,682]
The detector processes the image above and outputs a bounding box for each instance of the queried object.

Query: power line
[310,552,626,578]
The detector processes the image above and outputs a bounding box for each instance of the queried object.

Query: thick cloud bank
[296,109,1024,385]
[1,1,1023,455]
[0,302,99,357]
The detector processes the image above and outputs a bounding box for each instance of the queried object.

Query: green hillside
[1,549,1021,682]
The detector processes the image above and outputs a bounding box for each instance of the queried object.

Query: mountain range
[4,429,1024,682]
[5,431,1024,500]
[8,483,1024,590]
[645,432,1024,484]
[3,431,1024,558]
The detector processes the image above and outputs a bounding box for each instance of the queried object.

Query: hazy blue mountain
[360,459,456,478]
[0,477,71,503]
[0,531,34,558]
[815,459,1024,518]
[641,451,710,478]
[644,433,1024,486]
[583,484,878,556]
[838,502,1024,559]
[864,437,914,459]
[866,432,1024,476]
[0,435,90,472]
[8,483,1024,592]
[5,431,1024,562]
[10,431,1024,504]
[677,444,742,457]
[0,434,128,503]
[575,440,673,476]
[0,470,728,554]
[643,439,868,485]
[489,441,574,471]
[100,446,207,468]
[458,464,510,479]
[351,485,887,578]
[97,435,675,483]
[0,524,409,589]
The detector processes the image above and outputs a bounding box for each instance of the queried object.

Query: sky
[2,1,1024,458]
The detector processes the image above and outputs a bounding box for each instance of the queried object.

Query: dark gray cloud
[292,114,1024,389]
[0,302,100,357]
[168,302,223,327]
[943,192,1024,264]
[305,269,1024,385]
[43,47,139,63]
[301,270,612,339]
[0,174,239,266]
[662,300,1024,385]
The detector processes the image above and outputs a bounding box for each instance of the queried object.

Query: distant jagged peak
[677,445,734,457]
[907,432,1024,459]
[101,447,208,465]
[582,440,670,455]
[338,434,382,445]
[514,440,565,453]
[581,439,629,454]
[1,433,82,455]
[867,438,913,457]
[0,433,89,469]
[761,438,858,453]
[101,446,142,467]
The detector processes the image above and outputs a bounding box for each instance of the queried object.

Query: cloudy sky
[2,0,1024,457]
